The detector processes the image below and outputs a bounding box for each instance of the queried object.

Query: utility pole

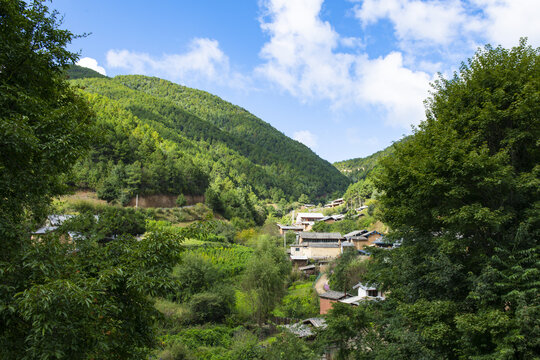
[135,194,139,208]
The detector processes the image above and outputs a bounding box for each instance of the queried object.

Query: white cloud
[355,52,431,127]
[257,0,355,101]
[294,130,318,149]
[474,0,540,47]
[256,0,432,128]
[106,38,248,88]
[353,0,540,52]
[76,57,107,75]
[354,0,469,45]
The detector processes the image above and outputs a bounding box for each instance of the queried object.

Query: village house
[339,282,385,306]
[283,318,327,339]
[290,232,356,265]
[324,198,345,208]
[32,214,77,242]
[294,212,325,230]
[364,230,383,243]
[295,212,325,224]
[277,224,304,236]
[319,290,348,314]
[343,229,383,250]
[319,214,346,224]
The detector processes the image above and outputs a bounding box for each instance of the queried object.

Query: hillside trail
[314,272,329,295]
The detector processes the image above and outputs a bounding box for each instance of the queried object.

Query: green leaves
[348,40,540,359]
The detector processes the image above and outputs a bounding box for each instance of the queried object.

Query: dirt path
[314,273,329,295]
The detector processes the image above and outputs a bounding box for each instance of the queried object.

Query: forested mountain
[66,66,349,213]
[333,137,408,182]
[66,65,107,80]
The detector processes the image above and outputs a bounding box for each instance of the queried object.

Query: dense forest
[2,1,538,359]
[333,137,407,182]
[67,67,349,213]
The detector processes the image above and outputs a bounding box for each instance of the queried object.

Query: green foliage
[317,303,372,359]
[189,286,236,324]
[66,64,107,80]
[273,282,319,319]
[185,244,253,277]
[343,178,375,207]
[180,219,235,243]
[298,193,310,204]
[311,217,376,234]
[362,40,540,359]
[60,207,148,239]
[334,137,408,182]
[176,194,187,207]
[68,75,349,210]
[0,0,93,239]
[329,252,369,294]
[263,332,317,360]
[243,237,291,324]
[172,253,222,302]
[4,228,183,359]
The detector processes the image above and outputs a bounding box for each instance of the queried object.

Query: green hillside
[333,137,408,182]
[66,65,107,80]
[67,67,349,220]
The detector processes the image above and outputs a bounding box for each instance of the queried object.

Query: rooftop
[299,232,343,240]
[296,212,324,218]
[277,224,304,230]
[344,230,369,238]
[319,290,347,300]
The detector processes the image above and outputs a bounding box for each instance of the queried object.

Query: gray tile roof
[302,317,327,328]
[344,230,368,238]
[320,290,347,300]
[348,236,368,241]
[309,243,340,248]
[299,232,343,240]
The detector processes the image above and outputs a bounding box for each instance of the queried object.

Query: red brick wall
[320,298,338,315]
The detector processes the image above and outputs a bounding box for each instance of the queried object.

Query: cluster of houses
[288,230,383,266]
[278,211,348,233]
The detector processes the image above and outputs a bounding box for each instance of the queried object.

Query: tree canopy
[320,39,539,360]
[366,39,539,359]
[0,2,184,358]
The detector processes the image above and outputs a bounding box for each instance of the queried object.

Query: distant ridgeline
[66,66,349,210]
[333,137,408,182]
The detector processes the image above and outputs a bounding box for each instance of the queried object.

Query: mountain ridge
[67,66,349,208]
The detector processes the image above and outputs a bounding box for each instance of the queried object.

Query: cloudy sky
[54,0,540,162]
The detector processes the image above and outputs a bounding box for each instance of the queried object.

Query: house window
[295,248,300,251]
[367,289,378,297]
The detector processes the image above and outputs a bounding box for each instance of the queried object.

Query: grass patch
[155,298,190,322]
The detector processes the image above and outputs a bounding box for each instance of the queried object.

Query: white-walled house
[339,282,385,306]
[295,212,325,230]
[290,232,356,263]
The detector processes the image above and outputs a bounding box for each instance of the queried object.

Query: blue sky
[52,0,540,162]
